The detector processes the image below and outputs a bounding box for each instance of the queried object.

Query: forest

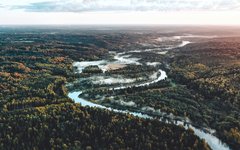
[168,38,240,149]
[0,30,213,149]
[0,103,210,150]
[68,33,240,150]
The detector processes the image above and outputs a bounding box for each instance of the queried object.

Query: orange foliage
[13,72,23,78]
[0,72,11,77]
[52,57,65,63]
[17,63,31,72]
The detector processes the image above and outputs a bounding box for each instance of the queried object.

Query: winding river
[67,37,231,150]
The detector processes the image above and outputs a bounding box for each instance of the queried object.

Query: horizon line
[1,24,240,27]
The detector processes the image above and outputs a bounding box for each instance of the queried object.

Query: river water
[67,36,231,150]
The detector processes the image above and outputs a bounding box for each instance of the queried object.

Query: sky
[1,0,240,25]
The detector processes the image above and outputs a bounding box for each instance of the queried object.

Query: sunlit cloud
[0,4,5,8]
[9,0,240,12]
[1,0,240,25]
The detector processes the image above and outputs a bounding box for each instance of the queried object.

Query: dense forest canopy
[0,26,239,149]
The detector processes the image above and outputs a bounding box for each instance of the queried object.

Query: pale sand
[106,64,126,71]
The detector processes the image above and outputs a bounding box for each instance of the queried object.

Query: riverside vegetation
[0,26,239,150]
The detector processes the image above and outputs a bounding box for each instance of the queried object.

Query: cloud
[11,0,240,12]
